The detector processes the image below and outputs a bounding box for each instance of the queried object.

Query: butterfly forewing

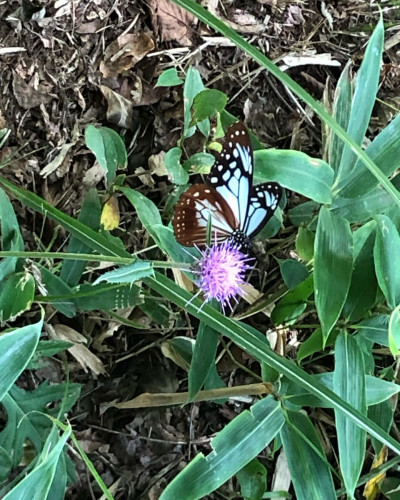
[244,182,282,238]
[208,122,253,230]
[173,184,238,246]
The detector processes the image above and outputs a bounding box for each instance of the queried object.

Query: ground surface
[1,0,399,498]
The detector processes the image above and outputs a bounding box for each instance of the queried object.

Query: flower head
[193,240,254,310]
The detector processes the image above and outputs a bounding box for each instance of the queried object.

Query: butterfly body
[173,122,282,247]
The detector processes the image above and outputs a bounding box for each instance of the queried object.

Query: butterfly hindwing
[173,184,238,246]
[244,182,282,239]
[208,122,253,230]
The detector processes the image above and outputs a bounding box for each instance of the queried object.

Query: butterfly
[173,121,282,247]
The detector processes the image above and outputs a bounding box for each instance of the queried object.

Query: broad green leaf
[120,187,163,236]
[0,272,35,322]
[374,215,400,309]
[314,207,353,342]
[356,315,389,346]
[60,188,101,286]
[236,459,267,500]
[0,319,42,402]
[280,410,335,500]
[155,68,183,87]
[160,397,284,500]
[0,188,23,281]
[339,111,400,198]
[271,275,314,326]
[332,184,395,223]
[283,372,400,409]
[328,61,353,171]
[254,150,334,204]
[278,259,308,290]
[335,18,384,187]
[85,125,127,186]
[183,67,207,139]
[188,322,219,400]
[74,282,141,311]
[183,152,215,174]
[139,298,171,325]
[94,260,154,284]
[389,305,400,356]
[288,200,319,228]
[295,227,315,261]
[342,221,377,321]
[39,265,77,318]
[28,340,73,370]
[333,331,366,497]
[164,147,189,185]
[191,89,228,125]
[297,328,338,364]
[3,427,71,500]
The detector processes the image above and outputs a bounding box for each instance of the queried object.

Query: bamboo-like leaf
[333,331,367,497]
[254,150,333,204]
[280,410,336,500]
[314,207,353,342]
[389,305,400,356]
[160,397,284,500]
[334,19,384,187]
[374,215,400,309]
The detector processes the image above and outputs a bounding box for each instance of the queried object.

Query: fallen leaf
[100,85,134,129]
[48,324,106,375]
[148,0,195,45]
[99,33,154,78]
[13,72,53,109]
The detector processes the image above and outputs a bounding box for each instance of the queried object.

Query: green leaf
[0,319,42,402]
[236,459,267,500]
[183,152,215,174]
[295,227,315,262]
[254,150,334,204]
[74,282,141,311]
[85,125,127,186]
[164,147,189,185]
[0,188,24,281]
[280,410,336,500]
[374,215,400,309]
[342,221,377,321]
[188,322,219,400]
[314,207,353,342]
[60,189,101,286]
[155,68,183,87]
[183,67,207,139]
[39,265,77,318]
[335,18,384,188]
[288,200,319,228]
[278,259,309,290]
[297,328,338,365]
[120,186,162,228]
[339,110,400,199]
[191,89,228,125]
[368,399,395,455]
[2,427,71,500]
[271,275,314,326]
[94,260,154,284]
[356,315,389,346]
[0,272,35,322]
[328,61,353,171]
[333,331,366,496]
[160,397,284,500]
[389,305,400,356]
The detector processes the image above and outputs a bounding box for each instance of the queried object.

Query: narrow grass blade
[314,207,353,342]
[333,331,367,497]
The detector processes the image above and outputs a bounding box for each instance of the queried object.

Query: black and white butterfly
[173,121,282,247]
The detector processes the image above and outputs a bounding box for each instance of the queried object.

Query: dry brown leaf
[12,72,53,109]
[99,33,154,78]
[148,0,195,45]
[100,85,134,129]
[48,324,106,375]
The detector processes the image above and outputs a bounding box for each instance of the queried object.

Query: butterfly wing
[208,122,253,231]
[173,184,238,246]
[244,182,282,239]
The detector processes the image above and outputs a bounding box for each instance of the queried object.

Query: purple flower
[193,240,254,310]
